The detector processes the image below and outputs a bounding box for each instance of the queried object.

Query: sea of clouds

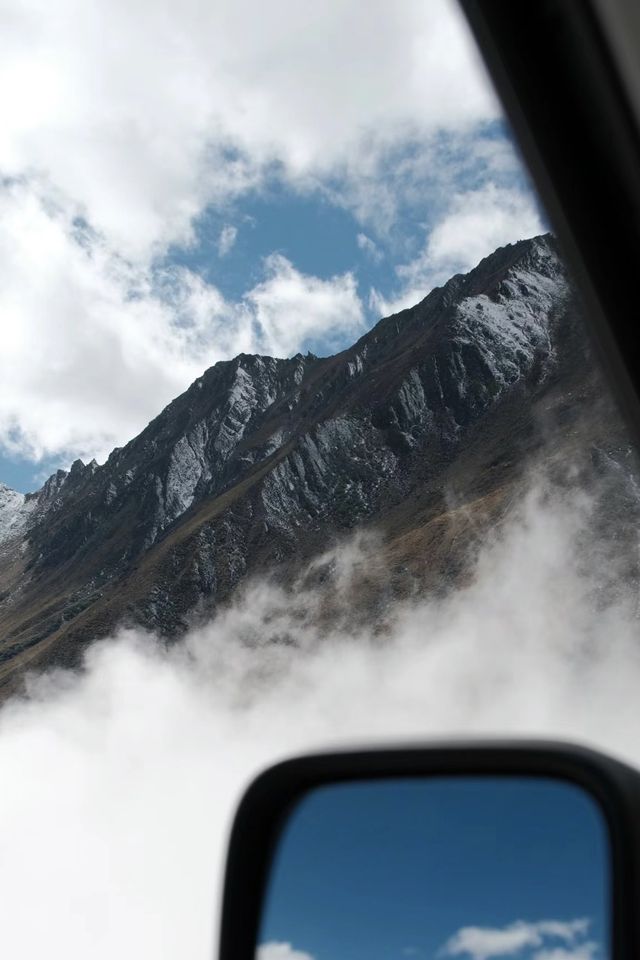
[0,483,638,959]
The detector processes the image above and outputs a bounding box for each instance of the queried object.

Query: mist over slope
[2,233,635,696]
[1,483,640,960]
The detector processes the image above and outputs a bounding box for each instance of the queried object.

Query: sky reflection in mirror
[259,777,609,960]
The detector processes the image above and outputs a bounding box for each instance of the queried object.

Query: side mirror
[219,742,640,960]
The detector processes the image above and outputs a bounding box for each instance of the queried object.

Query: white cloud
[0,0,526,470]
[0,487,634,960]
[372,185,545,315]
[444,921,591,960]
[535,924,591,942]
[357,232,383,262]
[0,182,243,463]
[217,224,238,257]
[534,946,598,960]
[0,183,362,466]
[422,185,544,279]
[258,944,315,960]
[244,253,365,357]
[0,0,498,261]
[0,0,511,469]
[445,926,542,960]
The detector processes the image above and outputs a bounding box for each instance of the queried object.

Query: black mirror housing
[219,741,640,960]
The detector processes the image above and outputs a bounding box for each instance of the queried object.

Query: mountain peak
[0,482,30,547]
[0,234,586,689]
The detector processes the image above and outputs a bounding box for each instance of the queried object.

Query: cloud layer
[259,919,596,960]
[259,944,316,960]
[0,182,363,464]
[1,0,496,259]
[0,0,541,471]
[444,920,592,960]
[0,486,637,959]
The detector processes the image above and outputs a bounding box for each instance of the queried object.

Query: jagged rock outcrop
[0,233,634,693]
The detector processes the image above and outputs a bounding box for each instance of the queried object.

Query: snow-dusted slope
[453,236,568,388]
[0,484,34,546]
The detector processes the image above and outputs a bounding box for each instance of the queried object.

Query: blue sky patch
[0,121,543,493]
[260,777,608,960]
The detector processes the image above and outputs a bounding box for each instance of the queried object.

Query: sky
[0,0,545,492]
[260,778,608,960]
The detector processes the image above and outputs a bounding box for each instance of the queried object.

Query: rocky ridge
[0,233,634,694]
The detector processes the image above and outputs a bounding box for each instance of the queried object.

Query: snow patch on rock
[454,242,568,388]
[0,484,35,545]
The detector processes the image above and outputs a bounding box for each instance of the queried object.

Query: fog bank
[0,486,638,960]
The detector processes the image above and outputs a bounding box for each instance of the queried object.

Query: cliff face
[0,234,633,692]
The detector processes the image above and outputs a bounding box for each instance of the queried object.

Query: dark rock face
[0,233,632,690]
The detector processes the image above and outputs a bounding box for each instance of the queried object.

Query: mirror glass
[259,777,610,960]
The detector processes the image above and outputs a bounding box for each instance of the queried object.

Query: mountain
[0,234,636,696]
